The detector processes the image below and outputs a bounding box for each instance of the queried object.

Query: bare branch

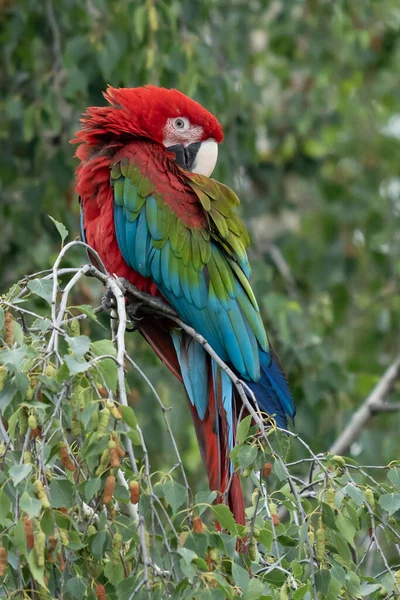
[330,355,400,456]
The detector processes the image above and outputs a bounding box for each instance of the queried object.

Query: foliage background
[1,0,400,560]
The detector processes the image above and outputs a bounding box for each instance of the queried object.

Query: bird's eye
[173,117,188,130]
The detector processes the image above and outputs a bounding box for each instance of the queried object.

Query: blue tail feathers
[246,347,295,428]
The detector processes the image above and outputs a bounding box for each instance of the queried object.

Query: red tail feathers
[140,318,245,526]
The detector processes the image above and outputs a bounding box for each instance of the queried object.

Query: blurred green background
[1,0,399,488]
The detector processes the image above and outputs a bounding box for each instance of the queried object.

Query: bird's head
[74,85,224,177]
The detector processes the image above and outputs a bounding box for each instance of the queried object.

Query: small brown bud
[110,447,120,468]
[192,516,203,534]
[58,442,75,472]
[262,462,272,478]
[129,480,140,504]
[95,584,106,600]
[23,516,34,549]
[103,475,116,505]
[57,551,65,572]
[4,311,14,346]
[0,547,7,577]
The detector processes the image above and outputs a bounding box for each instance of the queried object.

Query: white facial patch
[163,118,204,147]
[192,139,218,177]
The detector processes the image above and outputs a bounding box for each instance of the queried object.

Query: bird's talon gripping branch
[101,289,117,313]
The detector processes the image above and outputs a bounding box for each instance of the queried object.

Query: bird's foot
[118,277,178,319]
[101,289,117,315]
[102,277,177,331]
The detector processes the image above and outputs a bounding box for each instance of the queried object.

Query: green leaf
[211,504,238,535]
[248,578,266,600]
[344,483,365,507]
[199,589,226,600]
[28,548,48,590]
[332,531,351,563]
[237,444,258,469]
[388,467,400,489]
[67,530,86,550]
[212,561,234,600]
[126,429,141,445]
[328,575,343,597]
[379,492,400,515]
[232,562,250,595]
[315,569,331,594]
[97,358,118,392]
[346,569,361,597]
[48,215,68,242]
[104,560,125,585]
[40,510,54,536]
[66,334,90,357]
[0,489,12,526]
[73,304,103,326]
[268,430,291,461]
[321,502,338,531]
[12,518,28,556]
[120,405,138,429]
[64,354,90,375]
[293,584,311,599]
[66,576,86,598]
[91,339,117,357]
[49,479,74,508]
[80,403,97,429]
[90,531,107,560]
[359,583,381,596]
[117,574,144,600]
[236,414,252,443]
[273,457,287,482]
[177,547,197,565]
[258,527,273,551]
[335,513,356,545]
[19,491,42,519]
[195,490,218,516]
[14,371,30,394]
[291,560,302,578]
[0,307,4,330]
[83,478,102,502]
[0,345,27,368]
[162,478,187,513]
[7,408,21,439]
[9,464,32,485]
[331,564,346,584]
[27,278,54,303]
[0,380,17,412]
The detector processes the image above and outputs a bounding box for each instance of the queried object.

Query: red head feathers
[73,85,224,158]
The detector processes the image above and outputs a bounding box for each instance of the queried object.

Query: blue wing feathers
[212,361,234,454]
[113,172,295,432]
[134,209,151,276]
[246,348,295,428]
[171,330,209,420]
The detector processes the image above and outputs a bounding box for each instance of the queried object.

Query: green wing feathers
[111,156,268,381]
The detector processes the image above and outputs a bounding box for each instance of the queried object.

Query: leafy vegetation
[0,235,400,599]
[1,0,400,598]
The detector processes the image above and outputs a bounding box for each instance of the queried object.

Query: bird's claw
[101,289,117,314]
[102,277,169,331]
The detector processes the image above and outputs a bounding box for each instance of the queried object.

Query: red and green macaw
[73,86,295,524]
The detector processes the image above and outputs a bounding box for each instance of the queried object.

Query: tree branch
[330,355,400,456]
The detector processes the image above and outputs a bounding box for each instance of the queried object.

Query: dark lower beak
[166,142,201,171]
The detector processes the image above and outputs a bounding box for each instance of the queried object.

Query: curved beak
[166,142,201,171]
[166,139,218,177]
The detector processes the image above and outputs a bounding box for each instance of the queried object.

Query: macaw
[73,86,295,525]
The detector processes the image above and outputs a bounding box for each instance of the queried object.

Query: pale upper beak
[166,139,218,177]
